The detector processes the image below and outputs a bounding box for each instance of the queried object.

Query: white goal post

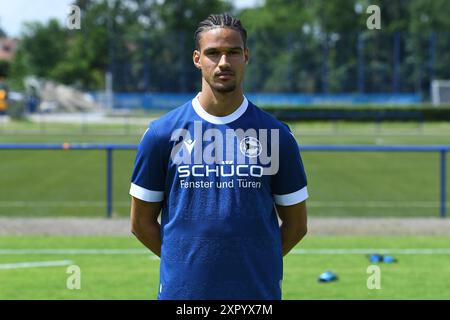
[431,80,450,106]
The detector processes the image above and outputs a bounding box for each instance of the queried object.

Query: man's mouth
[216,72,235,80]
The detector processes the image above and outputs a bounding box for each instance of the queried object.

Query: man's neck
[198,85,244,117]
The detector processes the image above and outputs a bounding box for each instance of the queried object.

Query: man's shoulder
[248,101,299,151]
[148,100,193,136]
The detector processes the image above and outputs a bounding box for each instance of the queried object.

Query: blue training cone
[383,255,397,263]
[318,271,338,282]
[368,254,397,263]
[368,254,384,263]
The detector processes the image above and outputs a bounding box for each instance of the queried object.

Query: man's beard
[208,77,237,93]
[212,82,236,93]
[204,72,238,93]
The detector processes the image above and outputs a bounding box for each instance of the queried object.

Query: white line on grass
[0,249,449,255]
[0,249,147,254]
[0,260,74,270]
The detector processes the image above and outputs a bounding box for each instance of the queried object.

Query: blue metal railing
[1,143,448,218]
[300,144,449,218]
[0,143,135,219]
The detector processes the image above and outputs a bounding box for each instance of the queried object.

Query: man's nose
[218,53,231,68]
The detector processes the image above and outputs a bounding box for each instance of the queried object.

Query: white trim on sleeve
[130,183,164,202]
[273,186,308,206]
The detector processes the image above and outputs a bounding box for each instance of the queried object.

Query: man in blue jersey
[130,13,308,300]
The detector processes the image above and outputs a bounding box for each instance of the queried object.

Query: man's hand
[130,196,163,257]
[276,201,307,257]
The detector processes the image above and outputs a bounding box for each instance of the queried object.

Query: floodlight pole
[106,0,114,110]
[441,150,447,218]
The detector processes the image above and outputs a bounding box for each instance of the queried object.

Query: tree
[16,19,68,79]
[8,0,450,94]
[0,60,10,77]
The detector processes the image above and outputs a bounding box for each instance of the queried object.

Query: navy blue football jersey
[130,94,308,300]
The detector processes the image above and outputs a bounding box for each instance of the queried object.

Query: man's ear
[244,47,249,64]
[193,50,201,69]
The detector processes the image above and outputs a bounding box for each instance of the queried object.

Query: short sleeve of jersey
[129,124,165,202]
[271,125,308,206]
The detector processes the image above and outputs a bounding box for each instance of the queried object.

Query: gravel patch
[0,217,448,236]
[308,217,450,236]
[0,218,132,236]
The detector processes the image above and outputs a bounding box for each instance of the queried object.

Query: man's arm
[130,196,163,257]
[276,201,307,257]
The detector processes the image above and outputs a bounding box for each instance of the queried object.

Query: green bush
[0,60,10,78]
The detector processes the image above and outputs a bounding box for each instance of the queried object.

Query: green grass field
[0,119,449,300]
[0,235,448,300]
[0,120,449,217]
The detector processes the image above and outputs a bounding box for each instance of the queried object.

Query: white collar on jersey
[191,93,249,125]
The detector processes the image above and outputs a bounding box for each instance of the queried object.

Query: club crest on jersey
[240,137,262,158]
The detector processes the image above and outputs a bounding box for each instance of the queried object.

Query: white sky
[0,0,262,37]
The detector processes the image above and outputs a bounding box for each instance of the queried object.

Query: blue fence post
[106,147,113,218]
[441,150,447,218]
